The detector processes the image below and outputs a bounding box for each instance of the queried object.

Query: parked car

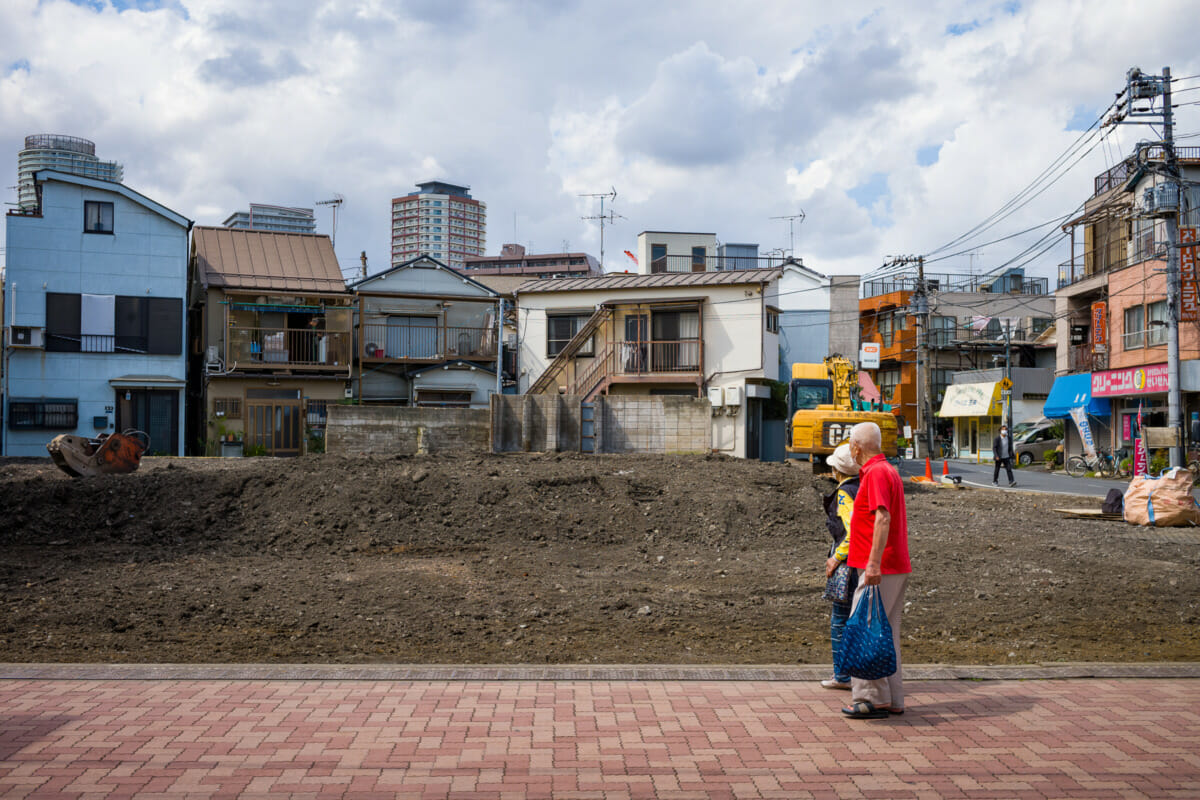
[1014,422,1063,466]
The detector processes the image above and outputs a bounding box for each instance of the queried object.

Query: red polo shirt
[847,453,911,574]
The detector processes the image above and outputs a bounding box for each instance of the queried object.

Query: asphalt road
[896,456,1132,498]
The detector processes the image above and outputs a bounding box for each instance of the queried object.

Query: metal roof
[192,226,348,293]
[517,268,782,294]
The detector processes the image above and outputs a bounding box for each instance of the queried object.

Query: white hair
[850,421,882,453]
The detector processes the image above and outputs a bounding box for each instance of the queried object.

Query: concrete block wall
[597,396,711,454]
[490,395,712,454]
[327,405,490,455]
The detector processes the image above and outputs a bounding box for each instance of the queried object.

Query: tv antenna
[770,211,806,257]
[315,194,345,246]
[580,187,624,270]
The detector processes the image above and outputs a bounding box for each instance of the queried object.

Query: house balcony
[225,326,352,372]
[360,322,496,363]
[568,339,704,397]
[1069,345,1108,372]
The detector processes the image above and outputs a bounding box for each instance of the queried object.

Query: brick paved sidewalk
[1,675,1198,799]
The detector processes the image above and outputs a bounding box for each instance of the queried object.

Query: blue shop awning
[1043,373,1111,418]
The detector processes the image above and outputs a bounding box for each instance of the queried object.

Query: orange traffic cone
[942,459,950,477]
[924,457,933,481]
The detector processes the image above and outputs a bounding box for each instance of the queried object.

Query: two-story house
[3,171,191,456]
[187,226,354,456]
[349,255,501,407]
[517,268,782,458]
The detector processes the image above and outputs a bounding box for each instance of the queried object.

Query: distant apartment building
[459,243,601,278]
[223,204,316,234]
[17,134,123,211]
[391,181,486,270]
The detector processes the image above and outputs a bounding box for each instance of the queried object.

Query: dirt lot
[1,453,1197,666]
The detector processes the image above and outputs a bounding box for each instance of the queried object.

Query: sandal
[841,701,889,719]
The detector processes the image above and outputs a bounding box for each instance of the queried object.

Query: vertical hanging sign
[1091,302,1107,351]
[1181,228,1199,323]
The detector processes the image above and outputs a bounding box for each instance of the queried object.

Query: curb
[2,662,1198,681]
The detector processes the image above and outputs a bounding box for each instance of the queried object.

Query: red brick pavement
[0,677,1197,799]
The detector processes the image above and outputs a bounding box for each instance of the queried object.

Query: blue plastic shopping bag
[834,585,897,680]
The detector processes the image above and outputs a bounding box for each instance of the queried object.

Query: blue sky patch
[9,59,31,74]
[916,144,941,166]
[1001,1,1021,15]
[1065,104,1099,131]
[945,20,980,36]
[848,172,893,226]
[64,0,166,11]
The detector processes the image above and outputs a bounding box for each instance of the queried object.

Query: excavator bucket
[47,432,147,478]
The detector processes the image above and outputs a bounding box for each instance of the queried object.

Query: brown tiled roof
[192,226,347,293]
[516,268,783,294]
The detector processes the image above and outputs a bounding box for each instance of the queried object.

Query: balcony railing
[1070,345,1105,372]
[862,273,1049,299]
[1093,146,1200,196]
[567,339,704,397]
[927,324,1049,348]
[226,326,351,369]
[360,323,496,361]
[648,254,789,273]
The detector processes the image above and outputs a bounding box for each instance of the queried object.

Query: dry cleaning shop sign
[1091,363,1168,397]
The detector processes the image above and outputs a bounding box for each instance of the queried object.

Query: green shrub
[1044,450,1061,467]
[243,443,268,458]
[1150,449,1169,475]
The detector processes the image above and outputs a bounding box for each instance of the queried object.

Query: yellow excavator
[47,430,149,478]
[786,355,899,472]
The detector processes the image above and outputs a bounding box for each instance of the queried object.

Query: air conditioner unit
[6,326,44,348]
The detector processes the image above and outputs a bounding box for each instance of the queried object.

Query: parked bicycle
[1065,449,1117,478]
[935,437,954,459]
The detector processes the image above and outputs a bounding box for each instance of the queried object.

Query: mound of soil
[1,453,1197,665]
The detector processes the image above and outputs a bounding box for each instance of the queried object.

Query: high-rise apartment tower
[223,204,316,234]
[17,134,123,210]
[391,181,486,269]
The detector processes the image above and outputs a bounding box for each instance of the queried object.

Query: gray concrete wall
[829,275,862,360]
[596,396,711,454]
[327,405,490,455]
[490,394,711,454]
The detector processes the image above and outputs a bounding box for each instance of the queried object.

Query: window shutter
[115,296,147,353]
[147,297,183,355]
[45,293,81,352]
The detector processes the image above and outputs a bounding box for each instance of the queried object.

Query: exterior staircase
[526,306,613,396]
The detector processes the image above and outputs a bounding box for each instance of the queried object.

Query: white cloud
[1,0,1200,283]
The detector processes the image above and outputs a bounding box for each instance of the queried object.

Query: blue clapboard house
[3,171,191,456]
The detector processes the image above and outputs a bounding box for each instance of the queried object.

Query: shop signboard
[1182,228,1199,323]
[859,342,880,369]
[1091,363,1169,397]
[1091,302,1107,349]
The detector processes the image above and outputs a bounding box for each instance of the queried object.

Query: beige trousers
[849,572,908,710]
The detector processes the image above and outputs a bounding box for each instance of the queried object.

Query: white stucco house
[516,268,782,458]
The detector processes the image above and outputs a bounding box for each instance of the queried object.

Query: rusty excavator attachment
[47,430,150,478]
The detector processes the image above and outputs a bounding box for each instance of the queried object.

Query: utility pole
[579,188,623,271]
[1111,66,1184,466]
[1004,320,1014,431]
[883,254,933,458]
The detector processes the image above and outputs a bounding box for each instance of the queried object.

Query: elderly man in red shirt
[841,421,912,719]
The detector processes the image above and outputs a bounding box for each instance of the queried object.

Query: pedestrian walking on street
[992,425,1016,487]
[820,443,860,691]
[841,421,912,719]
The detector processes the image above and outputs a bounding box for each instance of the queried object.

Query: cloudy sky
[2,0,1200,283]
